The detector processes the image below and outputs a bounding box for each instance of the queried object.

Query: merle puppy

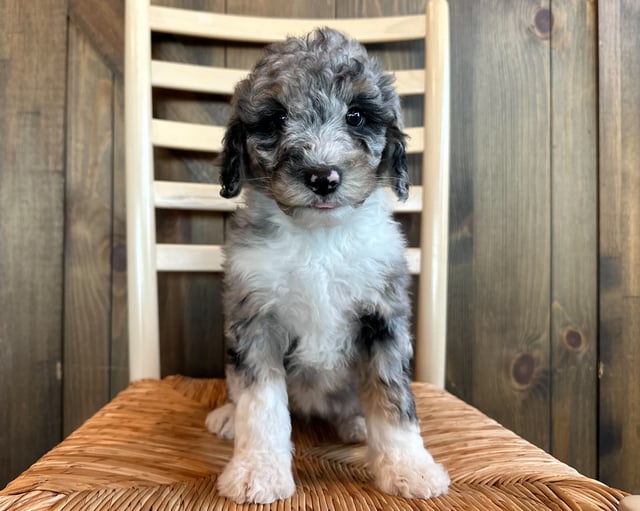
[206,28,449,504]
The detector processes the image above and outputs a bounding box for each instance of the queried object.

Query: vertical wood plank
[549,0,598,477]
[446,0,476,402]
[63,22,116,434]
[111,78,129,397]
[598,0,640,494]
[448,0,552,450]
[0,0,66,487]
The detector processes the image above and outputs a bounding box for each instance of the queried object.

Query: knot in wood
[534,8,553,38]
[565,328,583,350]
[511,352,536,388]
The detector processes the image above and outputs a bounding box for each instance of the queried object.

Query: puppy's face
[220,29,409,215]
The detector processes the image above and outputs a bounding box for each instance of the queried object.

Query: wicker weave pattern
[0,377,626,510]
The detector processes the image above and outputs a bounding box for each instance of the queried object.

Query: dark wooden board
[0,0,67,488]
[598,0,640,494]
[63,22,116,435]
[110,79,129,397]
[549,0,598,478]
[447,0,552,451]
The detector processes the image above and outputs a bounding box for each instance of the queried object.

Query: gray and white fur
[206,28,449,504]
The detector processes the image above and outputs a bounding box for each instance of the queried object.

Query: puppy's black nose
[304,167,341,196]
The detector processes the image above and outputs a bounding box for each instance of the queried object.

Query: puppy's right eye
[254,109,288,134]
[272,111,288,131]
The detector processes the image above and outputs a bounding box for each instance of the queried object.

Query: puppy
[206,28,449,504]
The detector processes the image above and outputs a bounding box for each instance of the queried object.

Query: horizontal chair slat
[149,6,426,43]
[395,69,427,95]
[151,60,425,96]
[393,187,423,213]
[151,61,246,95]
[157,243,422,274]
[151,119,224,153]
[405,247,421,275]
[157,244,225,272]
[154,181,423,213]
[154,181,241,211]
[152,119,424,154]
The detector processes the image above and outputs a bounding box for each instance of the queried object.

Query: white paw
[217,455,295,504]
[206,403,236,440]
[371,448,450,499]
[336,415,367,443]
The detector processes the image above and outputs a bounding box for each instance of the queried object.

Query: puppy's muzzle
[304,167,341,196]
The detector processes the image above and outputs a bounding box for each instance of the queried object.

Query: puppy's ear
[380,124,409,201]
[219,116,247,198]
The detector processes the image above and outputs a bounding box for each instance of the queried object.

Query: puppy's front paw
[206,402,235,440]
[217,455,295,504]
[371,449,449,499]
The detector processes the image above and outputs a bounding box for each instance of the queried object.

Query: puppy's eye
[346,107,365,128]
[271,111,288,131]
[254,109,288,134]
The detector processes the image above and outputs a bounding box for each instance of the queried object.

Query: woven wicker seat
[0,376,626,510]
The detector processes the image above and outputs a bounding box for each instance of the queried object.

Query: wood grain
[149,5,426,43]
[110,79,129,397]
[0,0,67,488]
[447,0,552,451]
[549,0,598,477]
[63,23,115,435]
[445,0,475,403]
[598,0,640,494]
[69,0,125,76]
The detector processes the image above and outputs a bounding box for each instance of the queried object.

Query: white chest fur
[227,188,406,370]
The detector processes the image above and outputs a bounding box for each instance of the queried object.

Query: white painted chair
[125,0,451,387]
[0,2,632,510]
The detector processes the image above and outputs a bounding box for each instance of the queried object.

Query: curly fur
[206,28,449,504]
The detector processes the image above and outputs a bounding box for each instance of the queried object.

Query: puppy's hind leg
[206,402,236,440]
[206,370,245,440]
[322,384,367,444]
[358,312,450,499]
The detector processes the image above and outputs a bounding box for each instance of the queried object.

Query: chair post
[125,0,161,380]
[415,0,450,387]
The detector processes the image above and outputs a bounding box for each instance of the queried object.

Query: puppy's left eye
[346,107,365,128]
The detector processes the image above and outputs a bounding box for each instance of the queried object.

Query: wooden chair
[126,1,450,387]
[0,1,633,510]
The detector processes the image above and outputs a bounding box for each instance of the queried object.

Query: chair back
[124,0,450,385]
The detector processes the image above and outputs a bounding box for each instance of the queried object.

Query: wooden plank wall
[0,0,67,487]
[447,0,600,478]
[448,0,553,456]
[63,0,128,435]
[598,0,640,494]
[550,0,598,476]
[1,0,638,495]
